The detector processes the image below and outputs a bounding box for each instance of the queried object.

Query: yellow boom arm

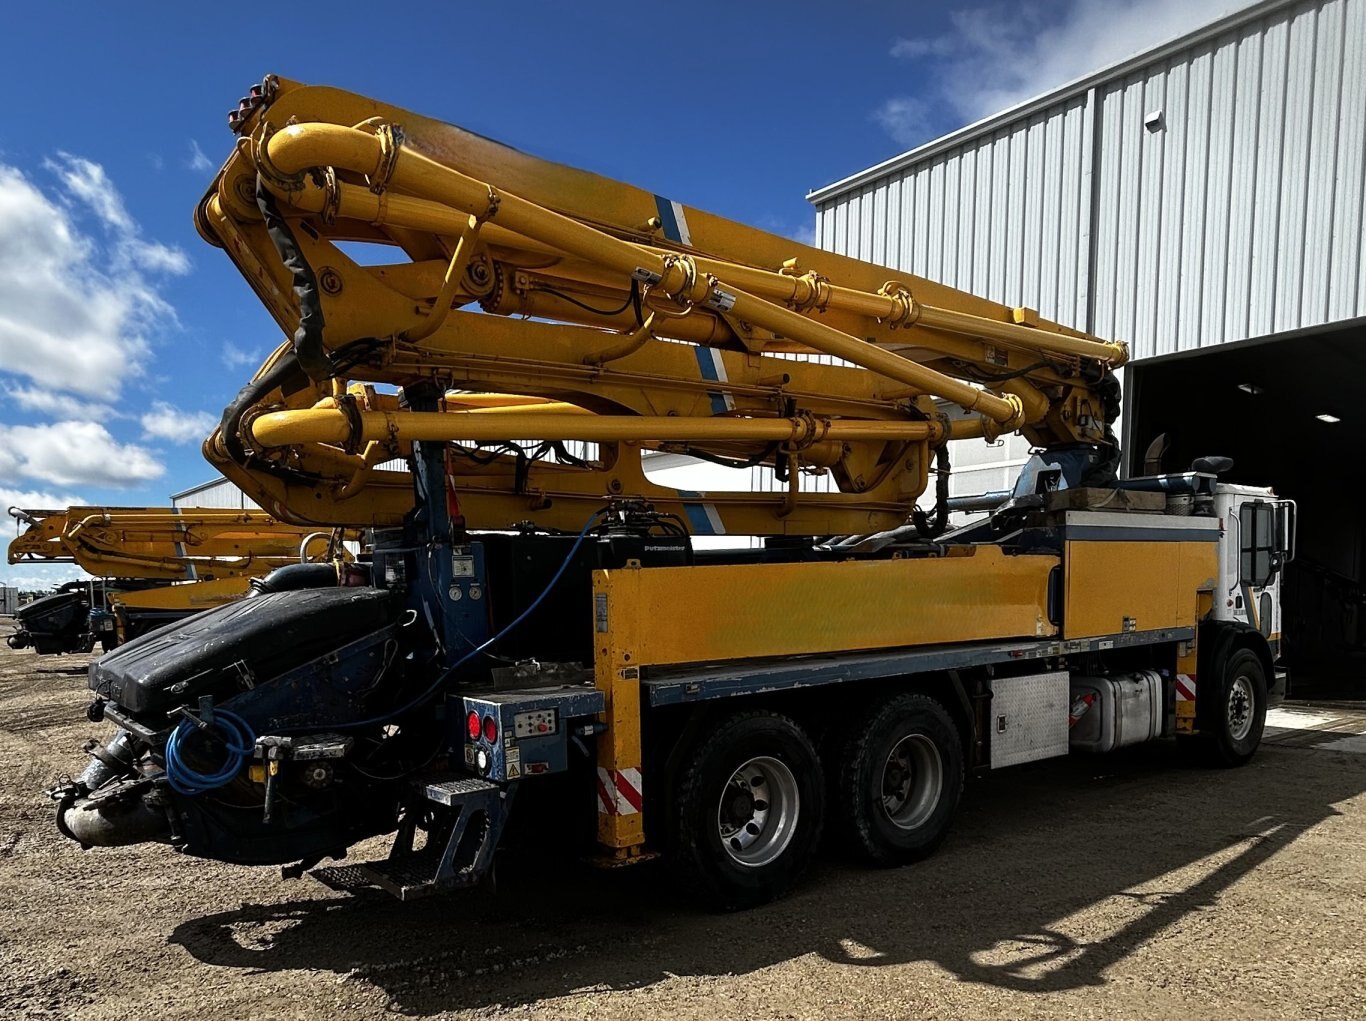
[198,76,1125,534]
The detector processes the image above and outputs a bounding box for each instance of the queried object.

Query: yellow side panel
[1064,541,1217,639]
[593,546,1057,668]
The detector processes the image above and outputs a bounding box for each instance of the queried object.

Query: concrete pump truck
[52,77,1294,910]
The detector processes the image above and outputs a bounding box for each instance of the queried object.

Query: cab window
[1239,501,1276,587]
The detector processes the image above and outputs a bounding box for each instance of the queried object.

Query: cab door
[1232,498,1294,646]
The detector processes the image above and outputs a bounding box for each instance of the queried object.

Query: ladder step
[361,852,450,900]
[313,848,487,900]
[310,864,383,894]
[310,775,509,900]
[422,775,500,805]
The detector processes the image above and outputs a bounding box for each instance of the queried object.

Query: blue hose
[164,709,255,796]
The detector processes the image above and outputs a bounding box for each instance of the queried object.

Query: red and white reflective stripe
[1175,674,1197,701]
[595,767,644,816]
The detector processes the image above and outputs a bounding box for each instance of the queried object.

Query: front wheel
[1198,647,1267,767]
[670,711,825,911]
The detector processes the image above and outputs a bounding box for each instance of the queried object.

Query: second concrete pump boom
[197,76,1124,535]
[6,506,346,652]
[7,506,337,581]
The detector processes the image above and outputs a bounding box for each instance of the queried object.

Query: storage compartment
[987,671,1070,768]
[1069,670,1164,752]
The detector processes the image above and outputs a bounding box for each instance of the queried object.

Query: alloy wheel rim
[716,755,800,868]
[880,733,944,830]
[1228,675,1256,742]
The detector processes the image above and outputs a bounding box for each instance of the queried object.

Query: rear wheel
[833,693,964,865]
[670,711,824,911]
[1198,647,1267,766]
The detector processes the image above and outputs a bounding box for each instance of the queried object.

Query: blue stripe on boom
[682,504,716,535]
[693,348,729,414]
[654,194,682,243]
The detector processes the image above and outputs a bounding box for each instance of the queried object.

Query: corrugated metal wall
[816,95,1093,330]
[1091,0,1366,354]
[171,478,259,511]
[815,0,1365,358]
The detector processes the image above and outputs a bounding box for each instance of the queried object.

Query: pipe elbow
[264,122,383,180]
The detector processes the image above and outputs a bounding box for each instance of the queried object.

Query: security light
[1316,413,1342,424]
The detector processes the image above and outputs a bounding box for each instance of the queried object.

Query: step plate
[365,853,447,899]
[311,864,381,893]
[423,776,499,805]
[312,854,447,900]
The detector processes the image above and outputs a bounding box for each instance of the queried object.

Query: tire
[1198,647,1267,767]
[670,710,824,911]
[832,693,964,866]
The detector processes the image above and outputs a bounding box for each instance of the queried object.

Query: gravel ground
[2,621,1365,1021]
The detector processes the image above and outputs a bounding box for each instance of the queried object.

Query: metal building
[809,0,1366,682]
[171,478,260,511]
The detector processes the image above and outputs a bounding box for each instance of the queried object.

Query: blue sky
[0,0,1244,587]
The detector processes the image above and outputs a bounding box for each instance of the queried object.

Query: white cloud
[122,238,191,275]
[140,401,218,444]
[0,421,163,488]
[753,215,819,249]
[1,485,85,515]
[890,36,958,59]
[44,152,132,230]
[4,385,114,421]
[221,342,261,369]
[187,140,213,174]
[0,160,187,399]
[2,486,89,591]
[873,96,936,149]
[882,0,1248,142]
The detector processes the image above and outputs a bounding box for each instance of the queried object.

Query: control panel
[514,709,557,738]
[457,686,604,782]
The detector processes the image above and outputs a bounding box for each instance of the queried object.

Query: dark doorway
[1126,323,1366,695]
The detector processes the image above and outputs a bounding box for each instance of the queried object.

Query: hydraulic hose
[164,709,256,796]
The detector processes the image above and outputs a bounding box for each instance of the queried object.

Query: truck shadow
[169,743,1363,1014]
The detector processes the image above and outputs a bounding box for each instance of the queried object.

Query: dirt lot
[2,624,1365,1021]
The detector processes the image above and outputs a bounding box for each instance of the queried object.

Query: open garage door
[1127,323,1366,696]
